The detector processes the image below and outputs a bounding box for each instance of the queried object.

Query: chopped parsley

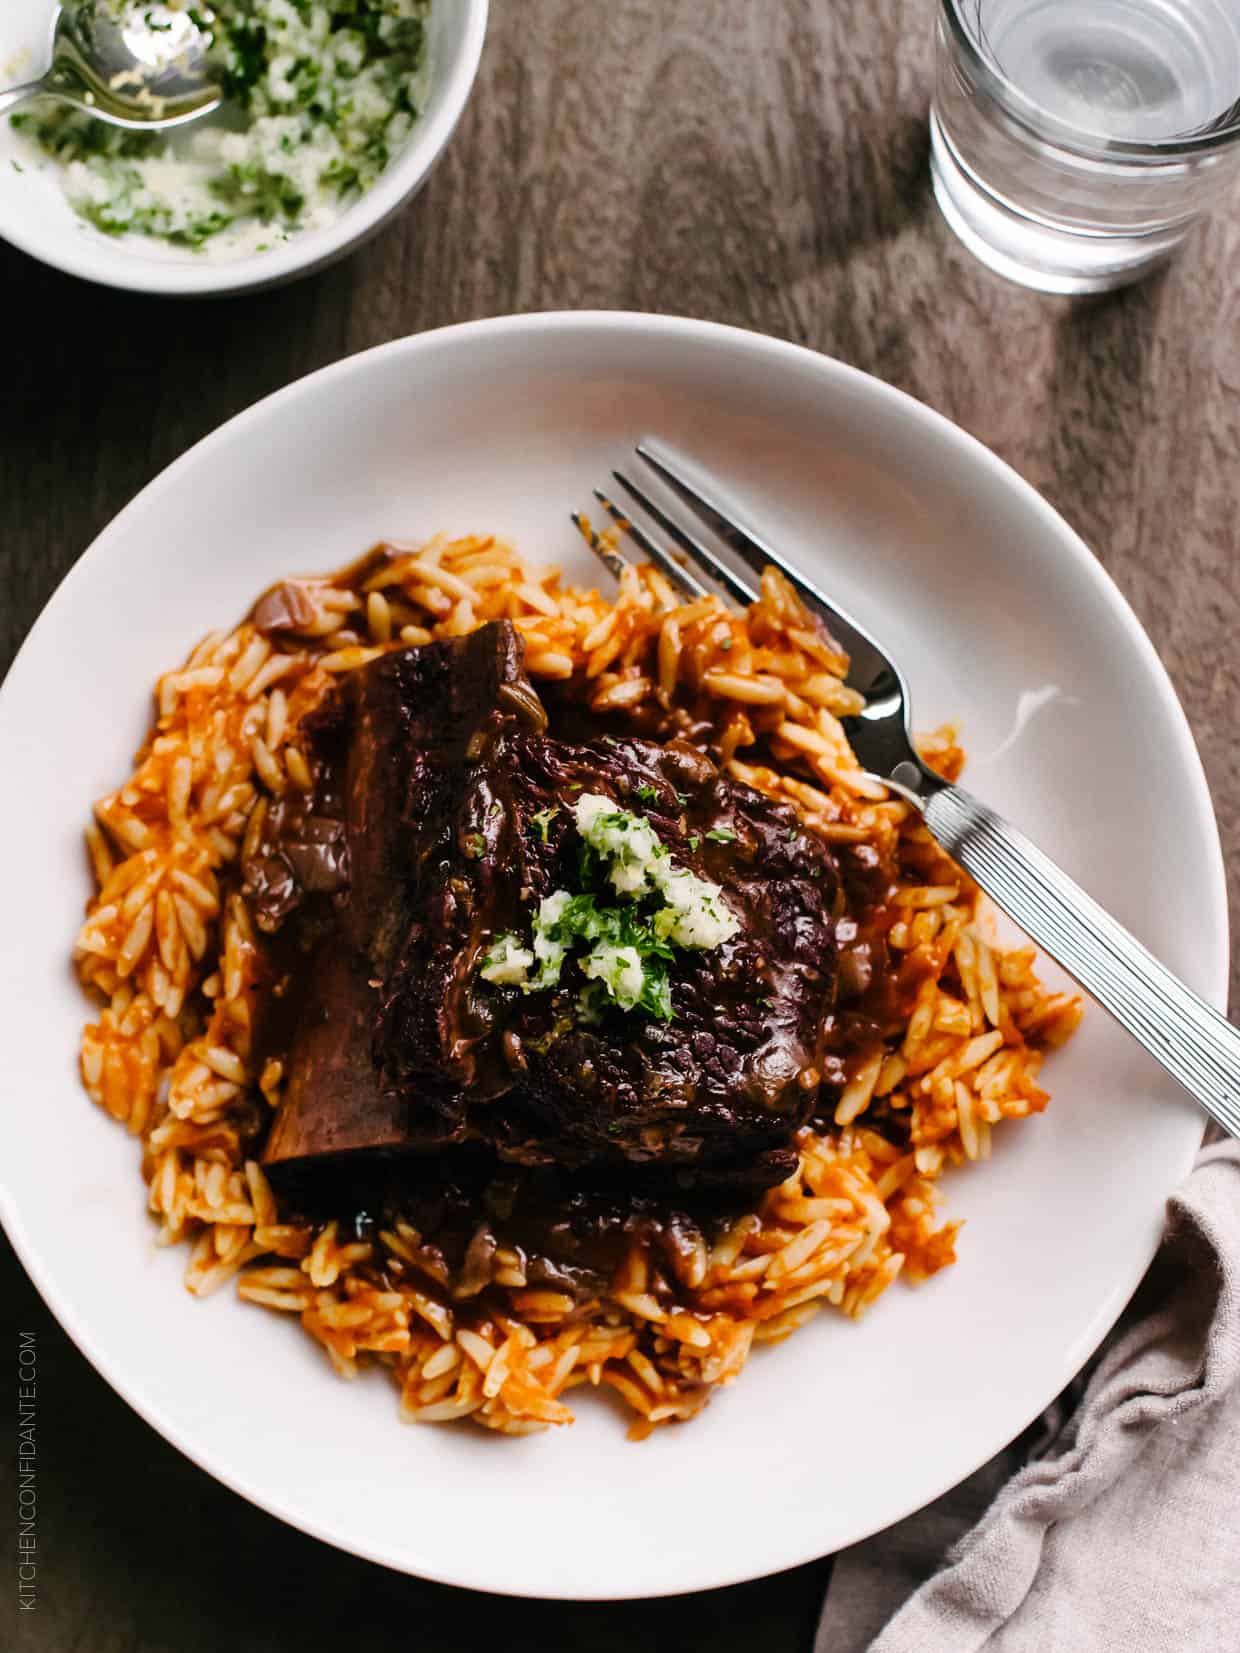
[635,784,659,804]
[529,807,560,843]
[10,1,431,253]
[484,893,674,1019]
[479,794,740,1020]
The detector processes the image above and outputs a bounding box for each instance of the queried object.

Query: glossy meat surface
[247,623,840,1192]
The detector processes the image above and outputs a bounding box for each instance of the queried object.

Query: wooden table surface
[2,2,1236,1648]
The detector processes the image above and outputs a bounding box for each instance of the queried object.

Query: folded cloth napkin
[816,1141,1240,1653]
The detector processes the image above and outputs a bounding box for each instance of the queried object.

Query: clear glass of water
[931,0,1240,292]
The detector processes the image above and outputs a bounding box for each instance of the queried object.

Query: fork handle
[923,783,1239,1138]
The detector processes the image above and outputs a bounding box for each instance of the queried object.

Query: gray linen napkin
[816,1141,1240,1653]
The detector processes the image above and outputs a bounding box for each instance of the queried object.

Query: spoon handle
[0,80,45,119]
[924,782,1239,1138]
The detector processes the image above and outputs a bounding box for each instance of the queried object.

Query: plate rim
[0,309,1228,1599]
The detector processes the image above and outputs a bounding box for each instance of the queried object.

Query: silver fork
[573,437,1240,1141]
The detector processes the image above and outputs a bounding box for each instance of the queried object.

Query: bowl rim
[0,0,489,297]
[0,310,1228,1597]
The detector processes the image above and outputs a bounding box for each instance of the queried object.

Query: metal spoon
[0,3,222,132]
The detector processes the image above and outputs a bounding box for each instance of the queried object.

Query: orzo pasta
[74,531,1081,1437]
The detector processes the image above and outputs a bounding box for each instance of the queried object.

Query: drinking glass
[931,0,1240,293]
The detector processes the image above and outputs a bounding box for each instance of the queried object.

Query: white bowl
[0,313,1226,1598]
[0,0,488,296]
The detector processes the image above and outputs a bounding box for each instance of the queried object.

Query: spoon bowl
[0,2,222,132]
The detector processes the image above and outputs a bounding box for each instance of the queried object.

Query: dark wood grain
[1,1,1236,1648]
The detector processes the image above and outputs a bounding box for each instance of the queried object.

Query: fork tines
[590,489,711,604]
[573,438,888,691]
[573,442,778,613]
[612,471,758,608]
[569,510,630,586]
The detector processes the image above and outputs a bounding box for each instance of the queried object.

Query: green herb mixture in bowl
[0,0,486,292]
[12,0,433,256]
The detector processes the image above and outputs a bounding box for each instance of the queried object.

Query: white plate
[0,313,1225,1599]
